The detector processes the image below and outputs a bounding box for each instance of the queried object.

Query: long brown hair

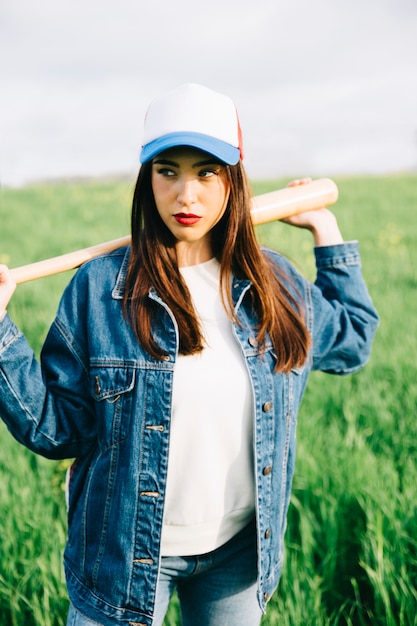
[123,160,310,372]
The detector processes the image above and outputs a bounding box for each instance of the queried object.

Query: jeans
[66,520,262,626]
[66,605,102,625]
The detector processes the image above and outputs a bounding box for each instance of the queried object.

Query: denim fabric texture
[0,243,379,626]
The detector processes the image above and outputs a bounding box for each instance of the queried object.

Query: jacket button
[263,465,272,476]
[262,401,273,412]
[248,336,258,347]
[264,528,271,539]
[264,592,270,602]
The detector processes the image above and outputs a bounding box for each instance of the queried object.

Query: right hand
[0,265,16,318]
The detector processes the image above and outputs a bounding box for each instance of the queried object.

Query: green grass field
[0,173,416,625]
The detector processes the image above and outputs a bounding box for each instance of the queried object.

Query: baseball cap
[140,83,243,165]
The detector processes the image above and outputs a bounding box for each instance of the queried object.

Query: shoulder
[260,245,291,268]
[70,246,130,290]
[57,246,131,316]
[259,246,311,312]
[51,246,131,338]
[260,246,306,287]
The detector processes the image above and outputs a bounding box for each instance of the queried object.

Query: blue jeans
[66,520,262,626]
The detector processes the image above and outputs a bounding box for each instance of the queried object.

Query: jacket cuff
[314,241,360,268]
[0,314,21,354]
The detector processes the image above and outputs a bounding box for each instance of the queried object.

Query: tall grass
[0,173,416,625]
[0,443,69,624]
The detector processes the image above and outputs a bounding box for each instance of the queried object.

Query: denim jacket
[0,242,378,625]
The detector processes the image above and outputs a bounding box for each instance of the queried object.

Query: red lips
[173,213,202,226]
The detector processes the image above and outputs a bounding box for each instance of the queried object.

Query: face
[151,147,230,266]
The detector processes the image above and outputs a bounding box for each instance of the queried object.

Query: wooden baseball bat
[10,178,338,285]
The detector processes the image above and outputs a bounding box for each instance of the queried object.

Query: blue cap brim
[140,132,240,165]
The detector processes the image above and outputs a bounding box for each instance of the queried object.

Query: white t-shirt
[160,258,255,556]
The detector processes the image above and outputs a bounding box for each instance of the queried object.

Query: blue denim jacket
[0,242,378,625]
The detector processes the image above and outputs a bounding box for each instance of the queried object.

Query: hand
[282,178,344,246]
[0,265,17,318]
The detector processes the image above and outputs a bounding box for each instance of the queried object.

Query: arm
[0,269,97,459]
[275,179,378,373]
[310,242,379,373]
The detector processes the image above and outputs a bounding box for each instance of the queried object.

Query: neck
[175,240,214,267]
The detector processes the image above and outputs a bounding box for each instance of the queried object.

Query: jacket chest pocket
[90,365,136,447]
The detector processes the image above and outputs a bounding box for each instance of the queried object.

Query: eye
[156,167,176,177]
[198,167,220,178]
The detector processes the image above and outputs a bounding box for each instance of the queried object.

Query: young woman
[0,83,378,626]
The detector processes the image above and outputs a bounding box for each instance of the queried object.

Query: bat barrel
[250,178,338,225]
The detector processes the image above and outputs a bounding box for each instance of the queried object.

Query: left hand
[281,178,344,246]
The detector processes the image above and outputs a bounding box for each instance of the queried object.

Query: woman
[0,83,378,626]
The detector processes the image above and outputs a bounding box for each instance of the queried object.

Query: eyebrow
[153,158,222,168]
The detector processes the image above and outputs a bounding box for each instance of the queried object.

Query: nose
[177,177,197,207]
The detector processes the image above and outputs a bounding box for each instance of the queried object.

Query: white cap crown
[140,83,243,165]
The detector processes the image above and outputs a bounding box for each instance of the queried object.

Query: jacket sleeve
[0,299,97,460]
[309,241,379,374]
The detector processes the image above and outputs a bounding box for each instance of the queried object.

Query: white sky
[1,0,416,186]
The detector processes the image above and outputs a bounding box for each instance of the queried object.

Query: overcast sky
[1,0,416,186]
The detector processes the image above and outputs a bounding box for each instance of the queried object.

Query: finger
[287,177,313,188]
[0,264,12,284]
[0,264,16,293]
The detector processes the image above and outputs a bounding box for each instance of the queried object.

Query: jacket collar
[112,247,131,300]
[111,246,252,309]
